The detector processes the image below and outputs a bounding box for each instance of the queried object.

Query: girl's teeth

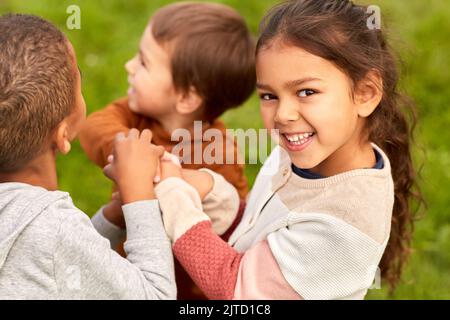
[285,133,314,145]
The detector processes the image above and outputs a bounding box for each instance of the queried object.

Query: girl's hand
[154,151,182,183]
[155,155,213,200]
[103,128,165,204]
[157,165,213,200]
[181,169,214,200]
[159,159,183,181]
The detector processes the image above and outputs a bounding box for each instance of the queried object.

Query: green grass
[1,0,449,299]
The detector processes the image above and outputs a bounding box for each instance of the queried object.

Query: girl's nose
[125,56,137,74]
[274,101,300,124]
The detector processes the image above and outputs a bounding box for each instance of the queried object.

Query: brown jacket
[78,97,248,299]
[79,97,248,199]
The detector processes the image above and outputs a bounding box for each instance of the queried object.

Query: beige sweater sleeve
[155,178,210,244]
[154,170,240,243]
[198,169,240,235]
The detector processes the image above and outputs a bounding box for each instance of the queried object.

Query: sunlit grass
[1,0,449,299]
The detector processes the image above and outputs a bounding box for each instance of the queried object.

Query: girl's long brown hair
[256,0,426,290]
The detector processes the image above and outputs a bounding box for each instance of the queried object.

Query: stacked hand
[102,128,214,229]
[103,128,165,204]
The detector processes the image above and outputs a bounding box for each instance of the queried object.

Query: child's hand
[103,192,126,229]
[156,162,213,200]
[159,157,183,181]
[154,152,182,183]
[180,169,214,200]
[103,128,165,204]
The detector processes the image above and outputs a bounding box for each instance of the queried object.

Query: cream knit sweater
[155,143,394,299]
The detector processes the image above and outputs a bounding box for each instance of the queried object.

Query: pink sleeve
[173,220,302,300]
[233,240,303,300]
[173,220,243,300]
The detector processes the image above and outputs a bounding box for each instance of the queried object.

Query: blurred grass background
[1,0,448,299]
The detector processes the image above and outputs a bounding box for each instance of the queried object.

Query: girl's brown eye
[260,93,276,101]
[298,89,316,97]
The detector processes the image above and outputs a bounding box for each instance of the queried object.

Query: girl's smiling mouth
[281,132,315,152]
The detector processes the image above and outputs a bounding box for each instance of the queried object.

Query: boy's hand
[103,128,165,204]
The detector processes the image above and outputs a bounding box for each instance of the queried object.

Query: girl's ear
[175,86,203,115]
[354,69,383,118]
[54,120,71,155]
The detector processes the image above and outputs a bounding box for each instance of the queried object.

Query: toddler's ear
[355,69,383,118]
[175,86,203,115]
[54,120,72,155]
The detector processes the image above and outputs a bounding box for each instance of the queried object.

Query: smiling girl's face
[256,40,380,177]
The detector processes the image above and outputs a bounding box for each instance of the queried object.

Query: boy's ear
[175,86,203,115]
[354,69,383,118]
[54,120,72,155]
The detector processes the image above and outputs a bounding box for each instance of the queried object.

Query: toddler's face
[125,25,177,118]
[256,41,367,176]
